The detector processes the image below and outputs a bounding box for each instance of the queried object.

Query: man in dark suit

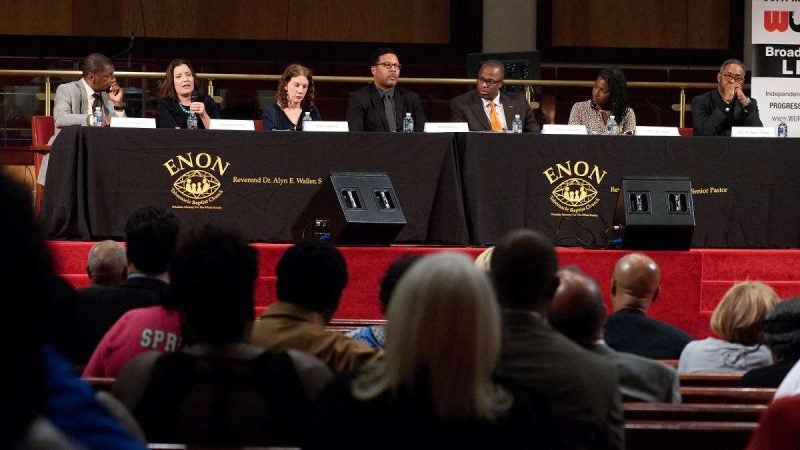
[604,253,693,359]
[549,269,681,403]
[692,58,763,136]
[72,205,180,364]
[492,229,624,450]
[450,60,540,132]
[345,47,426,132]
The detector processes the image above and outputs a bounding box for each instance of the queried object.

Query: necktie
[489,101,502,131]
[384,94,397,132]
[91,92,101,114]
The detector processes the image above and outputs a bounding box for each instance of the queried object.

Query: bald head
[87,240,127,286]
[610,253,661,312]
[549,270,607,347]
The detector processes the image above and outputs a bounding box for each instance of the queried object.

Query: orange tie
[488,101,502,131]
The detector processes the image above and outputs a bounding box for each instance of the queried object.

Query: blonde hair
[711,281,779,345]
[352,252,510,420]
[473,246,494,273]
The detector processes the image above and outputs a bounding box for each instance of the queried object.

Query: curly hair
[276,64,315,109]
[598,67,630,124]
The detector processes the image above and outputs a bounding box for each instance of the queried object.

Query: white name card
[302,121,349,132]
[634,126,681,137]
[109,117,156,129]
[424,122,469,133]
[731,126,775,138]
[209,119,255,131]
[542,124,588,135]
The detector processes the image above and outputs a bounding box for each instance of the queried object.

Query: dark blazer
[496,310,624,450]
[449,90,540,132]
[692,89,763,136]
[156,96,221,129]
[346,84,426,132]
[604,308,693,360]
[262,102,321,131]
[591,342,681,403]
[741,357,800,388]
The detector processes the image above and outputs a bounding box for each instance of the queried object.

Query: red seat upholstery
[679,127,694,137]
[30,115,54,214]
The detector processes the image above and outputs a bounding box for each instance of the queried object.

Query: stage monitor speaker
[612,176,695,250]
[292,172,406,245]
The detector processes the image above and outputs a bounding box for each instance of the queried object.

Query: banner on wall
[751,2,800,137]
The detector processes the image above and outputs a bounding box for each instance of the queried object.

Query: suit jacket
[449,90,540,132]
[496,310,624,450]
[604,308,693,360]
[691,89,763,136]
[346,84,426,132]
[591,341,681,403]
[53,80,122,131]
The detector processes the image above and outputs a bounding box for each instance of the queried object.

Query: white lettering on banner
[766,46,800,57]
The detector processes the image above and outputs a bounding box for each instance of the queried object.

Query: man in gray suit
[549,268,681,403]
[492,229,624,450]
[449,60,540,132]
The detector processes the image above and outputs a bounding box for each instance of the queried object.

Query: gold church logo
[163,152,230,208]
[542,160,606,217]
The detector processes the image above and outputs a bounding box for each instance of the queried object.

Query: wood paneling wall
[0,0,449,44]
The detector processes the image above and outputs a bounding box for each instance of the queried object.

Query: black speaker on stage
[292,172,406,245]
[612,176,695,250]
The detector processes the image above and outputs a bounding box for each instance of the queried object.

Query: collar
[260,301,327,326]
[377,86,396,99]
[81,78,99,97]
[481,91,502,107]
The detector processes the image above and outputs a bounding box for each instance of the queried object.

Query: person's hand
[103,115,112,127]
[109,82,124,105]
[721,82,736,104]
[734,86,749,106]
[190,101,207,118]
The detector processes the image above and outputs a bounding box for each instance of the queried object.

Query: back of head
[169,227,257,344]
[611,253,661,311]
[549,270,607,347]
[276,240,348,320]
[711,281,779,346]
[124,205,180,276]
[762,298,800,361]
[490,229,558,310]
[378,255,421,314]
[87,240,127,286]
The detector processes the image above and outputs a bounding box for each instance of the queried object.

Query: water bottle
[93,107,104,127]
[187,110,198,129]
[778,120,788,138]
[301,111,312,130]
[512,114,523,134]
[607,115,619,135]
[402,112,414,133]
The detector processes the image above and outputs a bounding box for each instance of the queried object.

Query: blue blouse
[262,103,321,131]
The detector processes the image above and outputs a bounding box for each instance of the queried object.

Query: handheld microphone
[190,91,199,102]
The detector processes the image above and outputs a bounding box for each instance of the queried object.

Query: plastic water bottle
[778,120,788,138]
[187,110,198,129]
[512,114,523,134]
[607,115,619,135]
[301,111,312,130]
[402,112,414,132]
[93,107,104,127]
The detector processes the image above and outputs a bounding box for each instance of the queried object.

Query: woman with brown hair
[156,59,220,129]
[263,64,320,130]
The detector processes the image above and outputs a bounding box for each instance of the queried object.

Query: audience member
[549,269,680,403]
[346,47,426,132]
[86,240,127,286]
[568,67,635,134]
[449,60,540,132]
[746,394,800,450]
[74,205,180,364]
[491,229,624,450]
[113,227,332,446]
[742,298,800,387]
[156,59,220,129]
[263,64,320,131]
[679,281,778,373]
[605,253,693,359]
[313,252,553,449]
[473,246,494,273]
[693,58,763,136]
[346,255,421,349]
[251,240,382,372]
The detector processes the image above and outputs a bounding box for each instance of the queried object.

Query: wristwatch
[113,104,126,111]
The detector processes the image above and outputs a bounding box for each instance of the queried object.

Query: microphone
[190,90,198,103]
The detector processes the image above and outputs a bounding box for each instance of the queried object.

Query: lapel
[369,85,391,131]
[500,92,518,126]
[76,80,88,114]
[470,91,492,130]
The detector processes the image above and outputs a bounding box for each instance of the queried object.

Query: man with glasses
[450,60,540,132]
[346,47,426,132]
[692,58,762,136]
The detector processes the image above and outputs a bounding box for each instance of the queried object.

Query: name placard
[542,124,588,135]
[634,126,681,137]
[302,121,350,132]
[110,117,156,129]
[209,119,255,131]
[424,122,469,133]
[731,126,775,138]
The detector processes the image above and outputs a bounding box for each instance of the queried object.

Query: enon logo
[542,160,607,214]
[764,11,800,33]
[163,152,230,206]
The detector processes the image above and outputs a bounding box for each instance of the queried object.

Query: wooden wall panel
[0,0,74,35]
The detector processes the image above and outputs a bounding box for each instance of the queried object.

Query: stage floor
[47,241,800,340]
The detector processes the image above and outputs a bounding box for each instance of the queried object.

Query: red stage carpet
[47,242,800,340]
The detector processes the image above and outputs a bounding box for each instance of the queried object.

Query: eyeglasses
[720,72,745,83]
[376,62,402,70]
[477,77,503,86]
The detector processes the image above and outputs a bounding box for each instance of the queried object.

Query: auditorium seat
[679,372,743,387]
[680,387,776,404]
[29,115,54,215]
[624,402,765,422]
[625,420,756,450]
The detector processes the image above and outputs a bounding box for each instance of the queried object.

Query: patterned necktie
[488,101,502,131]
